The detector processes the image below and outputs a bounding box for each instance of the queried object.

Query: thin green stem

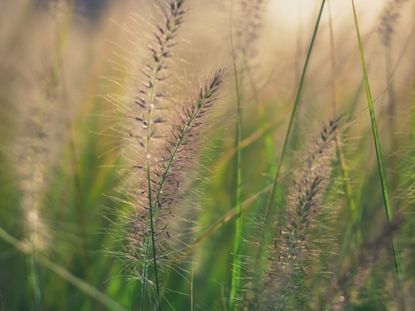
[351,0,401,276]
[139,250,149,311]
[229,0,243,309]
[29,253,42,311]
[255,0,326,271]
[190,267,194,311]
[145,68,162,311]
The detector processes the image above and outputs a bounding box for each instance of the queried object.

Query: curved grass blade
[350,0,401,277]
[255,0,327,273]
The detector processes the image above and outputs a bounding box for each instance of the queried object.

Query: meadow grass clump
[351,0,402,277]
[124,69,224,309]
[253,0,327,290]
[8,54,75,310]
[114,1,227,308]
[1,1,415,310]
[113,0,187,308]
[125,69,224,262]
[245,119,338,310]
[229,1,268,308]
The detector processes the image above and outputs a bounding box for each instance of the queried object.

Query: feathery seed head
[126,69,224,277]
[235,0,266,56]
[378,0,409,47]
[260,119,339,310]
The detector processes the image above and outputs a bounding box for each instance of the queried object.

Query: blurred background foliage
[0,0,415,310]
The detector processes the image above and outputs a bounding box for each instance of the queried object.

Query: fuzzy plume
[125,68,224,306]
[114,1,188,305]
[259,119,339,310]
[235,0,266,56]
[127,69,223,251]
[154,70,224,213]
[122,0,186,231]
[131,0,185,133]
[378,0,409,47]
[10,62,72,251]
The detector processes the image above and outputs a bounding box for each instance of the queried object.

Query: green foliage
[0,0,414,310]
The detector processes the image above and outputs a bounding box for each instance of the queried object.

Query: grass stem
[350,0,402,277]
[229,0,244,308]
[255,0,326,272]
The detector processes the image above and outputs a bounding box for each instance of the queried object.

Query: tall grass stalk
[260,119,338,310]
[229,0,243,308]
[350,0,401,277]
[122,2,186,308]
[255,0,326,270]
[29,253,42,311]
[327,0,360,253]
[128,67,223,310]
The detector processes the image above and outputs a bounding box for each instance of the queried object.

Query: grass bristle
[257,120,338,310]
[1,1,415,310]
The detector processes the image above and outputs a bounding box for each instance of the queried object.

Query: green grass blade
[350,0,401,276]
[229,0,244,308]
[29,254,42,311]
[255,0,326,270]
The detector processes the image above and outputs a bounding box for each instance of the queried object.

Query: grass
[0,0,414,310]
[351,0,402,276]
[229,0,244,309]
[255,0,327,274]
